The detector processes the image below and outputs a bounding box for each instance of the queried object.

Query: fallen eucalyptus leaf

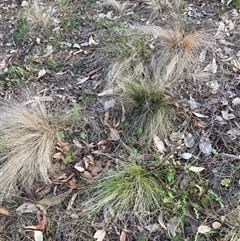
[189,166,205,173]
[193,112,209,118]
[232,97,240,106]
[34,231,43,241]
[145,223,160,233]
[16,203,38,213]
[179,153,192,160]
[198,225,212,234]
[93,229,106,241]
[154,135,167,154]
[184,133,195,148]
[97,89,114,96]
[212,221,221,229]
[158,211,167,230]
[38,189,72,207]
[199,139,212,156]
[167,216,178,237]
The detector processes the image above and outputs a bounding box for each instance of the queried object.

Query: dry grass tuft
[135,25,214,84]
[103,0,128,15]
[223,206,240,241]
[144,0,182,17]
[24,0,54,30]
[0,102,60,196]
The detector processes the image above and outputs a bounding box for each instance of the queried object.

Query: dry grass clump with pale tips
[136,25,214,84]
[102,0,128,15]
[23,0,54,30]
[0,102,60,196]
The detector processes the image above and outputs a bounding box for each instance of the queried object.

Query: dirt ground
[0,0,240,240]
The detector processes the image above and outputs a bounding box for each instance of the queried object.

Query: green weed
[2,66,29,87]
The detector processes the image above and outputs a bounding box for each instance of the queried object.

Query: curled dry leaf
[97,139,109,146]
[25,210,47,231]
[93,229,106,241]
[198,225,212,234]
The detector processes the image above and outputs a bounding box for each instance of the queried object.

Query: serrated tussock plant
[24,0,54,31]
[135,25,214,84]
[84,161,168,221]
[0,102,60,196]
[121,78,174,141]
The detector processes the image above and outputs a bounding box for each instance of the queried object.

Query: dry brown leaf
[90,166,102,176]
[25,210,47,231]
[86,67,102,77]
[97,139,109,146]
[38,189,72,207]
[53,152,65,161]
[109,128,121,141]
[80,171,93,179]
[0,208,9,215]
[93,229,106,241]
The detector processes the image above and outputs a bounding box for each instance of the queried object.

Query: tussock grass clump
[145,0,182,13]
[0,102,60,195]
[120,77,175,141]
[136,25,214,84]
[85,162,167,221]
[223,206,240,241]
[23,0,54,31]
[102,0,128,15]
